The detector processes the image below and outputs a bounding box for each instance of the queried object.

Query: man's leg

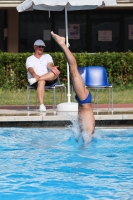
[51,31,88,101]
[32,71,58,106]
[39,71,58,81]
[37,80,45,105]
[28,70,59,86]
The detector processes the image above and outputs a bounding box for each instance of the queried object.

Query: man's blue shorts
[75,92,92,104]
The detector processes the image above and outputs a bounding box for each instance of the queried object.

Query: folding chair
[27,77,66,111]
[72,66,113,114]
[85,66,113,115]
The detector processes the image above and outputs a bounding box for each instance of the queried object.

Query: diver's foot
[51,31,65,46]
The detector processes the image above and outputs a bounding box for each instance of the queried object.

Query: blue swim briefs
[75,92,92,104]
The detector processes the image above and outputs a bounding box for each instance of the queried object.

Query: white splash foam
[57,112,93,145]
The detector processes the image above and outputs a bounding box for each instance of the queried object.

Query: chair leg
[36,92,38,109]
[58,86,67,102]
[71,86,74,102]
[96,89,98,115]
[62,86,67,102]
[93,89,98,115]
[108,87,113,115]
[93,89,97,112]
[53,87,56,111]
[64,86,67,101]
[60,88,63,102]
[27,87,30,110]
[111,87,113,115]
[108,88,110,114]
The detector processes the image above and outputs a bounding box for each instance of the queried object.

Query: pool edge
[0,119,133,127]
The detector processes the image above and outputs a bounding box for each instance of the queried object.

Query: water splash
[59,112,93,146]
[82,130,93,145]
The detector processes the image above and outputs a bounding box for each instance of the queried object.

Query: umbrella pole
[55,6,78,112]
[65,6,71,103]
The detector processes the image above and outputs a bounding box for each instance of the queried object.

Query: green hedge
[0,51,133,90]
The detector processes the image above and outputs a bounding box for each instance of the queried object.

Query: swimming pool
[0,127,133,199]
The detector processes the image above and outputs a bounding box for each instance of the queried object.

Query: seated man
[51,31,95,135]
[26,39,60,112]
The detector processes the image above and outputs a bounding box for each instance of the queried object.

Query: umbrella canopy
[17,0,117,103]
[17,0,116,12]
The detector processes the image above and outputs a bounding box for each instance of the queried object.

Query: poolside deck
[0,104,133,127]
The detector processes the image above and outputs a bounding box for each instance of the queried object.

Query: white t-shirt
[26,54,53,79]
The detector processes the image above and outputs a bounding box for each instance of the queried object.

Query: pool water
[0,127,133,200]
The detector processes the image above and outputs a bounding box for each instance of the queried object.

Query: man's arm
[26,57,40,80]
[47,62,55,70]
[28,67,40,80]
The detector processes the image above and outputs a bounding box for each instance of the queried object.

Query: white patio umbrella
[17,0,116,111]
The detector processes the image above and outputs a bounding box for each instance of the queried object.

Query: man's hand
[51,66,60,75]
[34,74,40,81]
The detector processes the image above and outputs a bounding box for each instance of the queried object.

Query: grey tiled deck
[0,105,133,127]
